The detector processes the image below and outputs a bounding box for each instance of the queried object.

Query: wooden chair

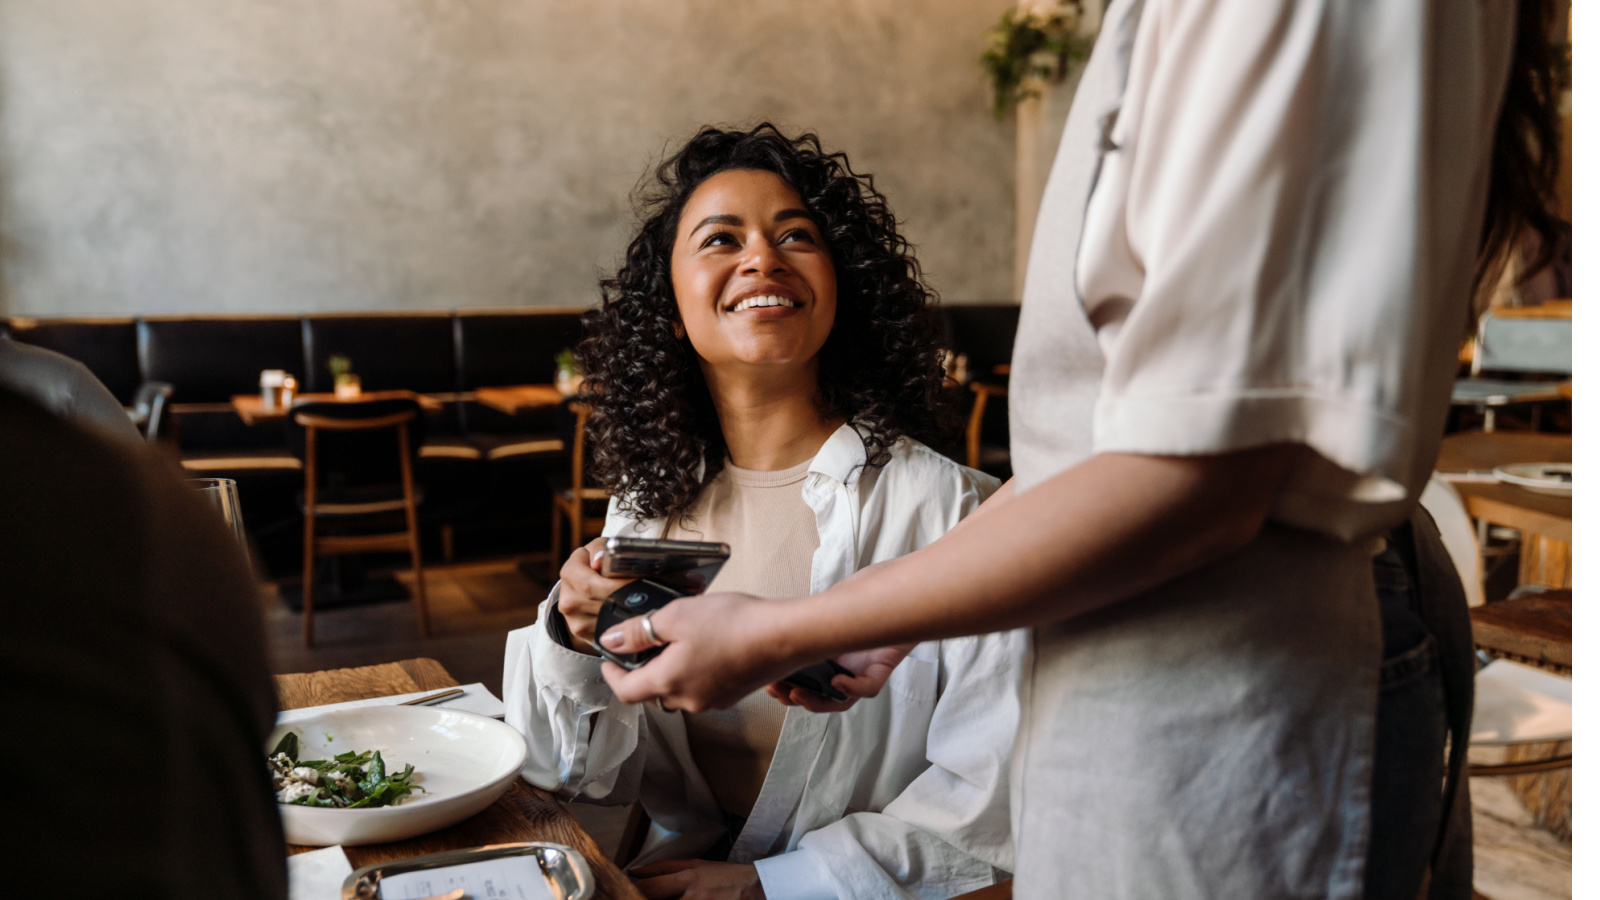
[1435,432,1572,590]
[289,398,429,646]
[1451,307,1571,431]
[1467,655,1571,844]
[129,380,174,443]
[550,403,609,583]
[966,380,1010,476]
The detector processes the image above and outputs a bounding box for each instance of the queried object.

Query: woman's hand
[557,537,634,654]
[600,592,806,712]
[765,644,915,712]
[629,860,765,900]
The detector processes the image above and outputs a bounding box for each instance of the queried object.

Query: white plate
[269,706,528,847]
[1493,462,1572,496]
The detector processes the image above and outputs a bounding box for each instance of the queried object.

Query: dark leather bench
[3,317,144,404]
[454,310,584,461]
[139,316,308,465]
[3,309,589,566]
[1,304,1018,561]
[932,304,1020,478]
[937,304,1020,379]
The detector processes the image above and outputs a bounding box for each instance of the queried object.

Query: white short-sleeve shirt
[1011,0,1514,541]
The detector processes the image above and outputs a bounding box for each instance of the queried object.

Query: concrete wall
[0,0,1016,317]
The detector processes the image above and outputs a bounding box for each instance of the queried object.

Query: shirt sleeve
[780,630,1025,900]
[1080,0,1508,539]
[501,589,649,806]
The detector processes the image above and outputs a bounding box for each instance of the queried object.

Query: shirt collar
[807,423,869,487]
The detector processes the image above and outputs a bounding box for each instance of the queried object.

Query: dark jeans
[1364,514,1475,899]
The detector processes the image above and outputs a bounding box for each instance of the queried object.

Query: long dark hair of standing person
[1477,0,1568,295]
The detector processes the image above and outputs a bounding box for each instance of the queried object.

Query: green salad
[267,732,422,808]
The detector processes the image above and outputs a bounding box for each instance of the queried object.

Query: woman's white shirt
[504,425,1020,900]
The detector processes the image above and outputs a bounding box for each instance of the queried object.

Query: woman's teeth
[732,295,797,312]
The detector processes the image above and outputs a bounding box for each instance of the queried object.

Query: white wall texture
[0,0,1016,316]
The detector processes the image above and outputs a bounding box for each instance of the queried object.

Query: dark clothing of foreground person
[0,339,142,443]
[0,387,287,898]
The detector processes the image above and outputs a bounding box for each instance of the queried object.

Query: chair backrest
[1471,312,1571,376]
[569,404,592,491]
[131,381,174,443]
[1419,475,1484,608]
[286,399,424,487]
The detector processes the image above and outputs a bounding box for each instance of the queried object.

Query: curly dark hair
[575,123,956,522]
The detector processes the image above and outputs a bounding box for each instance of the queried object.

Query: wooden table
[1436,431,1571,473]
[277,659,643,900]
[1470,589,1571,670]
[474,384,569,416]
[233,390,445,425]
[1437,432,1571,588]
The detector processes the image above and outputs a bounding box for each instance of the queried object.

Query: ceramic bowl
[269,706,528,846]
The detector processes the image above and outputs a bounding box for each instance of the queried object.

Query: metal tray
[340,842,595,899]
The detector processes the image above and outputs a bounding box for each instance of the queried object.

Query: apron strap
[1396,509,1476,895]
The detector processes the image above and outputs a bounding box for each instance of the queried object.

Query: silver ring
[640,610,665,647]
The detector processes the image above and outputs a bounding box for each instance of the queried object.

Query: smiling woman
[505,124,1022,900]
[576,123,955,522]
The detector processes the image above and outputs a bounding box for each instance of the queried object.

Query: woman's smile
[727,284,803,316]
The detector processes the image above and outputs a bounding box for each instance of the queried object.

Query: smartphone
[594,537,856,703]
[776,659,855,703]
[595,538,729,671]
[599,536,730,585]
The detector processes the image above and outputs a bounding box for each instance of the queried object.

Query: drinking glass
[187,477,249,550]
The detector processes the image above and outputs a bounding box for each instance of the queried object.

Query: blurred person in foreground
[597,2,1568,898]
[504,124,1022,900]
[0,338,142,442]
[0,385,286,898]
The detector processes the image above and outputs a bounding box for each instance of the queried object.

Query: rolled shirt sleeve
[1076,0,1511,540]
[755,849,838,900]
[502,589,647,805]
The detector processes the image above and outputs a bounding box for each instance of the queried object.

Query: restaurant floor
[259,559,1571,897]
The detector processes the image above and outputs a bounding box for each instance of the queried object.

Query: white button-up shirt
[504,426,1022,900]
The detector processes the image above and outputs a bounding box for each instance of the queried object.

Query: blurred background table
[474,384,567,416]
[277,658,643,900]
[1436,432,1571,589]
[234,390,444,426]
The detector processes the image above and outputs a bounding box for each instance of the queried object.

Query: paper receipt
[377,857,557,899]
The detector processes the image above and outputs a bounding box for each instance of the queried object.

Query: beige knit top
[665,456,820,819]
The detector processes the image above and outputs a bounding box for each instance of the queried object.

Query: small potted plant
[328,354,361,399]
[554,348,582,396]
[980,1,1091,119]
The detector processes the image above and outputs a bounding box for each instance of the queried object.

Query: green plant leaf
[269,732,299,763]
